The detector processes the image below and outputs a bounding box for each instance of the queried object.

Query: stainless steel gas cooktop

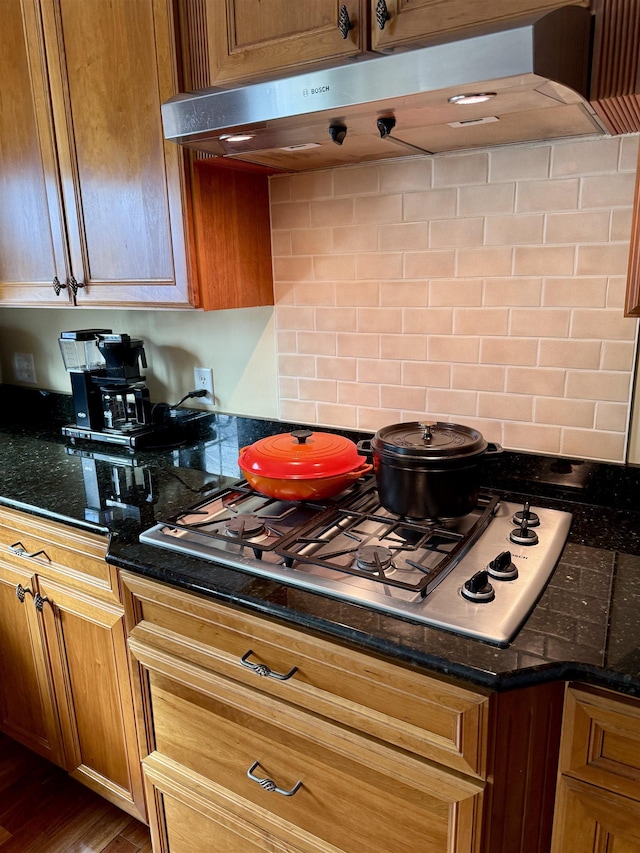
[139,478,572,647]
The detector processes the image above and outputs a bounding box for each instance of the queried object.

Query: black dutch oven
[360,421,502,520]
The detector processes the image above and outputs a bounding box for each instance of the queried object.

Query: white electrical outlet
[193,367,214,404]
[14,352,37,384]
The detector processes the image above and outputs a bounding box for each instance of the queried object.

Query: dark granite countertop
[2,387,640,698]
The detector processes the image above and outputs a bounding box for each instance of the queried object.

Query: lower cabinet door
[552,775,640,852]
[38,577,145,820]
[139,661,484,853]
[0,561,64,765]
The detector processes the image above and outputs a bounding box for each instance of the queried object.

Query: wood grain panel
[122,572,489,777]
[182,0,367,87]
[0,562,64,765]
[40,576,147,821]
[190,159,275,309]
[625,143,640,316]
[557,684,640,801]
[0,506,112,593]
[371,0,590,52]
[143,669,482,853]
[591,0,640,134]
[0,0,70,303]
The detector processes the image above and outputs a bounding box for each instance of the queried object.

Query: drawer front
[144,753,345,853]
[142,664,484,853]
[559,684,640,800]
[0,507,112,592]
[123,572,489,777]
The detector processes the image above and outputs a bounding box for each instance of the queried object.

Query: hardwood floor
[0,733,152,852]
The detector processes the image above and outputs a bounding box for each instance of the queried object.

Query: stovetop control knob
[509,515,539,546]
[461,569,495,602]
[512,501,540,527]
[487,550,518,581]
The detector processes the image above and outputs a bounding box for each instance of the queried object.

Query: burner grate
[278,493,501,596]
[158,482,345,553]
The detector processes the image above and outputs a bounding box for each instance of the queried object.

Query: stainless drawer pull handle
[15,583,34,603]
[247,761,302,797]
[240,650,298,681]
[10,542,52,562]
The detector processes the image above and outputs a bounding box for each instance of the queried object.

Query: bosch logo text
[302,85,330,97]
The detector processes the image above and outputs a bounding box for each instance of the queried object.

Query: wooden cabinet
[178,0,369,89]
[551,684,640,852]
[0,0,72,306]
[0,0,274,311]
[0,559,65,764]
[122,571,567,852]
[370,0,590,53]
[123,572,488,852]
[0,507,145,821]
[177,0,589,88]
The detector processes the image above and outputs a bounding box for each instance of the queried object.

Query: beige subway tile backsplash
[271,136,639,463]
[516,178,580,212]
[457,247,513,277]
[544,211,611,244]
[551,138,621,177]
[485,213,544,245]
[489,146,550,181]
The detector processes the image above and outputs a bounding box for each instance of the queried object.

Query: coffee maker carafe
[60,329,157,449]
[97,334,152,433]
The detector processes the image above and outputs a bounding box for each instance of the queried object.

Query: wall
[271,134,640,463]
[0,133,639,464]
[0,306,278,419]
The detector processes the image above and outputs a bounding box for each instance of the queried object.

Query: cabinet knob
[240,649,298,681]
[15,583,34,603]
[33,593,50,612]
[337,4,354,38]
[376,0,390,30]
[68,276,85,295]
[247,761,302,797]
[52,277,67,296]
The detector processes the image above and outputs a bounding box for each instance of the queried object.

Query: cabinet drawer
[0,507,112,593]
[142,665,483,853]
[123,573,489,777]
[558,684,640,801]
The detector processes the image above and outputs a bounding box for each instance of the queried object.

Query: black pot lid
[372,421,487,459]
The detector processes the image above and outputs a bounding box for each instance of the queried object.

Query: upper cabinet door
[0,0,72,305]
[179,0,369,88]
[370,0,590,53]
[40,0,193,307]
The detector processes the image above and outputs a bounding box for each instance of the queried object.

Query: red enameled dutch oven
[238,429,372,501]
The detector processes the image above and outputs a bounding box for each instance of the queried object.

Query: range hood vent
[162,6,604,172]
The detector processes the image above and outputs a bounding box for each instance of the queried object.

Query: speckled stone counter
[2,387,640,697]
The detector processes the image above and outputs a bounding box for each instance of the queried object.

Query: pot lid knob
[419,422,437,442]
[290,429,313,444]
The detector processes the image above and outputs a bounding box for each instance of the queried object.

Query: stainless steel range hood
[162,6,604,172]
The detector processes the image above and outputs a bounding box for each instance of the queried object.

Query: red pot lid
[238,430,365,479]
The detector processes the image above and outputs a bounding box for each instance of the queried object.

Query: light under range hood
[162,6,605,173]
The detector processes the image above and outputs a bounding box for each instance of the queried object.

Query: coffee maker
[59,329,157,448]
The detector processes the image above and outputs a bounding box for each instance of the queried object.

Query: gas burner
[355,545,394,573]
[224,514,267,539]
[140,481,573,647]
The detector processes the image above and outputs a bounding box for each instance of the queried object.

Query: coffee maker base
[62,423,163,450]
